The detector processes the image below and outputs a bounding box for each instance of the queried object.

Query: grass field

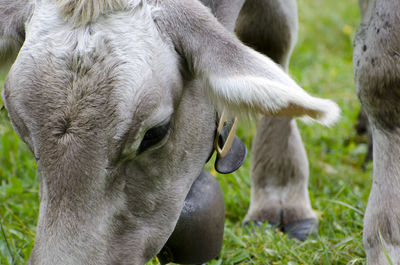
[0,0,370,264]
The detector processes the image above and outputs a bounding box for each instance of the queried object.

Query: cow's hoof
[157,170,225,265]
[245,218,318,241]
[281,218,318,241]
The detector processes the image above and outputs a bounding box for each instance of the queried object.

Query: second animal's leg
[355,108,373,166]
[354,0,400,263]
[236,0,318,240]
[213,0,246,32]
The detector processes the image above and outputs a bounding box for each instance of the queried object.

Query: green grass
[0,0,372,264]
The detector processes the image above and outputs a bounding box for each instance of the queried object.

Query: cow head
[1,0,339,264]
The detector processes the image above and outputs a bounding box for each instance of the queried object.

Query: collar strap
[214,111,238,158]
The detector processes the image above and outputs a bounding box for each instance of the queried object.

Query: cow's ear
[155,0,340,126]
[0,1,33,66]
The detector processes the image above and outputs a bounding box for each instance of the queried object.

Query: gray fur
[0,0,32,66]
[3,1,215,263]
[245,117,316,226]
[1,0,339,264]
[233,0,317,229]
[0,0,31,43]
[236,0,298,70]
[56,0,129,26]
[354,0,400,263]
[213,0,245,32]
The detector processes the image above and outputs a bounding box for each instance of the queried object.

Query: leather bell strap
[214,111,238,158]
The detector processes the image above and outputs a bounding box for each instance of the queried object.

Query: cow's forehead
[8,0,181,141]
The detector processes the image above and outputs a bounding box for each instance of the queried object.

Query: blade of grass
[1,220,15,265]
[329,199,364,215]
[379,231,394,265]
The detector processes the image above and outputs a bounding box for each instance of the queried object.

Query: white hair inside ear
[203,44,340,127]
[206,74,340,126]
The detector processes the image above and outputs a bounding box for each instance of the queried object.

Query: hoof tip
[245,218,318,241]
[281,218,318,241]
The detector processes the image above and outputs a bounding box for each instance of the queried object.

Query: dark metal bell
[157,170,225,265]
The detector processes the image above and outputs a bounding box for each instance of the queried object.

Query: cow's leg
[354,0,400,263]
[212,0,245,32]
[355,108,373,166]
[236,0,318,240]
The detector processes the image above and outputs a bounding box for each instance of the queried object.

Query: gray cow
[354,0,400,264]
[0,0,341,264]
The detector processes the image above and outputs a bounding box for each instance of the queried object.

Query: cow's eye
[137,120,171,154]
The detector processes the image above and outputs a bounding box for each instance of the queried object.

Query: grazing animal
[0,0,340,264]
[354,0,400,263]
